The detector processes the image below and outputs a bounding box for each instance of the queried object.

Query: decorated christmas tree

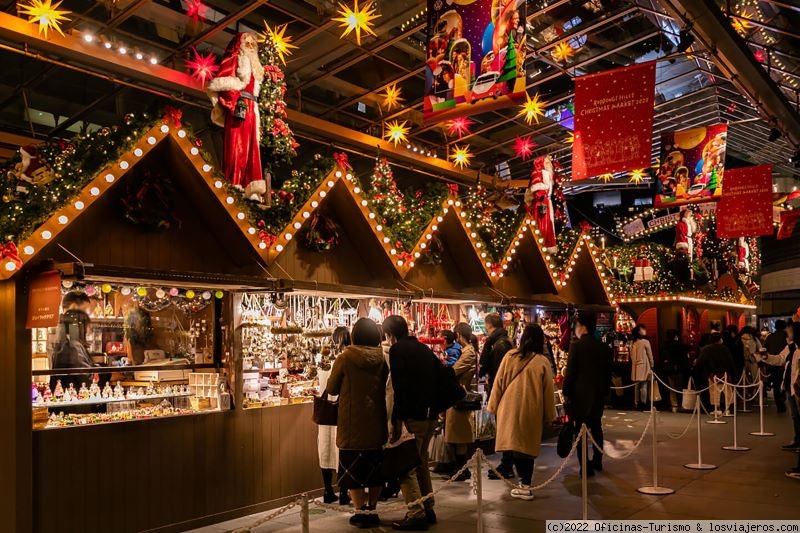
[258,25,298,173]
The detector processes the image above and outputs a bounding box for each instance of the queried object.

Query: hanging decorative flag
[655,123,727,208]
[717,165,773,238]
[423,0,527,124]
[777,210,800,240]
[572,61,656,180]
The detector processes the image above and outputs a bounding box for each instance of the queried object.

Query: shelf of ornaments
[31,362,217,376]
[33,391,194,409]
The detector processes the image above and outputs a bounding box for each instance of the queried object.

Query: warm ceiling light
[333,0,380,45]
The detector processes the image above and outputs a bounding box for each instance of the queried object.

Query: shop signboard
[717,165,773,238]
[423,0,527,123]
[572,61,656,180]
[655,123,727,208]
[26,270,62,329]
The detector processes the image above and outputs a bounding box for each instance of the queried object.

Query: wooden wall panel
[32,404,320,533]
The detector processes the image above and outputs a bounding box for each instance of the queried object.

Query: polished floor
[190,406,800,532]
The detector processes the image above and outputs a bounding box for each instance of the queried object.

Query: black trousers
[572,407,604,464]
[512,452,535,485]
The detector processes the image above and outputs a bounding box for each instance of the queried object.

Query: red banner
[778,210,800,240]
[716,165,773,238]
[572,61,656,180]
[26,270,62,329]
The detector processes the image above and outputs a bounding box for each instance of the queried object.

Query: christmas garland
[459,185,525,264]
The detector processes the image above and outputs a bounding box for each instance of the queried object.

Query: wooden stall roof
[554,235,614,308]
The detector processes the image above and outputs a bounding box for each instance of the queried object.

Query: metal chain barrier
[229,497,302,533]
[664,403,697,440]
[610,382,638,390]
[652,371,711,395]
[587,409,653,460]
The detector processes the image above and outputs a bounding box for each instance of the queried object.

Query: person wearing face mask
[759,321,800,452]
[630,325,654,411]
[562,312,613,476]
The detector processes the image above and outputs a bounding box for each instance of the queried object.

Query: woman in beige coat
[488,324,556,501]
[445,322,478,481]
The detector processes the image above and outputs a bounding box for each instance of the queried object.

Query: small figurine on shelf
[78,383,90,400]
[113,381,125,398]
[54,380,64,400]
[62,387,72,402]
[67,383,78,400]
[89,376,101,398]
[137,387,145,397]
[102,382,112,399]
[146,381,156,397]
[42,384,52,403]
[31,382,39,403]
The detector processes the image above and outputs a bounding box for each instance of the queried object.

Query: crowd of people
[316,312,800,530]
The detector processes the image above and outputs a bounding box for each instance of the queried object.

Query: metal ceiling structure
[0,0,796,192]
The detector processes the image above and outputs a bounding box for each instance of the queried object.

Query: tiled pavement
[189,408,800,532]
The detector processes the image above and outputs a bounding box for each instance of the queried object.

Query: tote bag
[312,392,338,426]
[556,421,574,458]
[682,378,698,411]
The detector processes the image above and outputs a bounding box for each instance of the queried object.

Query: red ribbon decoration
[258,231,277,248]
[447,183,459,195]
[0,241,22,268]
[163,106,183,128]
[333,152,351,171]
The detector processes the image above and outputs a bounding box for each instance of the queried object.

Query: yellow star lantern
[333,0,380,46]
[450,144,472,169]
[382,84,404,110]
[384,120,409,146]
[598,174,614,183]
[629,169,646,184]
[260,22,297,66]
[18,0,71,39]
[551,41,576,63]
[564,131,574,144]
[518,92,547,125]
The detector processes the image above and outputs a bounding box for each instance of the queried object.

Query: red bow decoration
[163,106,183,128]
[259,231,277,248]
[0,242,22,268]
[447,183,459,195]
[333,152,351,171]
[579,221,592,232]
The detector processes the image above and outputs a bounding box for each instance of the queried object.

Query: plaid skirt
[338,449,384,490]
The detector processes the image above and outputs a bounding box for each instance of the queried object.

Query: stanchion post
[476,451,484,533]
[722,379,750,451]
[638,373,675,495]
[707,377,727,424]
[685,400,716,470]
[740,374,752,413]
[750,381,775,437]
[301,493,310,533]
[581,425,588,520]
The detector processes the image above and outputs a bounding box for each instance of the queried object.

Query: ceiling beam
[657,0,800,145]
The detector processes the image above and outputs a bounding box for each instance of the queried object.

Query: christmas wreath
[121,170,180,231]
[302,213,339,252]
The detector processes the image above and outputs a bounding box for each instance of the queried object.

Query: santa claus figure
[675,208,697,260]
[8,145,55,194]
[207,32,266,201]
[525,155,557,253]
[737,237,750,273]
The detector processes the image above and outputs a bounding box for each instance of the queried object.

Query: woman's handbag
[556,421,574,458]
[383,432,421,478]
[453,391,483,411]
[312,392,338,426]
[682,377,698,411]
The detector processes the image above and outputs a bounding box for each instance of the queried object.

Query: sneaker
[323,491,337,504]
[392,515,429,531]
[425,509,437,524]
[781,442,800,450]
[510,485,535,501]
[349,513,366,527]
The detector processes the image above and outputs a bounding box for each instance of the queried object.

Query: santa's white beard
[245,51,264,83]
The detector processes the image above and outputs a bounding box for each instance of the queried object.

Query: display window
[31,281,230,429]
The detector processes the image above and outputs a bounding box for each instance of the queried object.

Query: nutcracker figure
[207,32,267,201]
[526,155,557,253]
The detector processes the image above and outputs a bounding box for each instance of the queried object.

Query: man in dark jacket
[693,333,736,413]
[765,320,788,413]
[51,291,96,391]
[384,315,439,531]
[563,312,612,476]
[478,313,515,479]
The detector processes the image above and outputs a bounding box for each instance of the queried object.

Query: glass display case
[31,281,230,429]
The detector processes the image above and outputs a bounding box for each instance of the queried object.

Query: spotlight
[769,127,782,142]
[676,28,695,53]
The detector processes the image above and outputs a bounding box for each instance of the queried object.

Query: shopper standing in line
[630,324,654,411]
[723,324,745,384]
[562,312,613,477]
[441,329,462,367]
[693,333,736,414]
[759,321,800,451]
[659,329,690,412]
[383,315,440,531]
[317,326,352,505]
[765,320,789,413]
[326,318,388,529]
[487,324,556,500]
[740,326,763,385]
[444,322,478,482]
[478,312,515,479]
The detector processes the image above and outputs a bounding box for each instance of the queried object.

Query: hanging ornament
[185,0,206,22]
[446,117,473,139]
[450,145,472,169]
[169,288,179,297]
[84,285,97,297]
[155,289,166,299]
[518,93,547,125]
[259,22,297,66]
[629,168,646,185]
[215,290,224,299]
[120,286,132,296]
[384,120,409,146]
[382,84,404,110]
[513,135,536,161]
[101,283,112,294]
[186,48,219,86]
[17,0,71,39]
[186,290,196,300]
[598,174,614,183]
[333,0,380,46]
[551,41,576,63]
[62,280,73,289]
[136,287,147,297]
[202,291,212,300]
